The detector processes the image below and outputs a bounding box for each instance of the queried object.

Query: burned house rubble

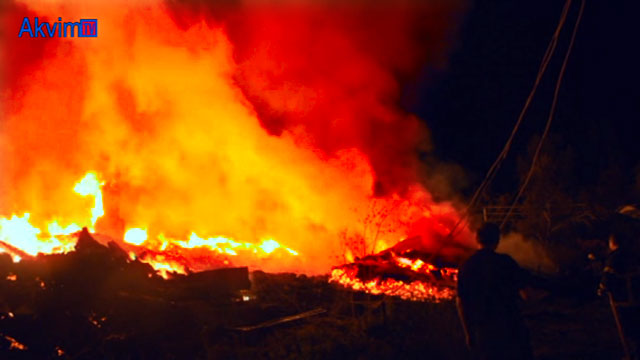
[0,229,335,358]
[0,223,468,359]
[0,228,629,360]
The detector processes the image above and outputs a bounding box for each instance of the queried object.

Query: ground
[0,259,626,359]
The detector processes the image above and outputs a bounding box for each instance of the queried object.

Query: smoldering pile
[0,230,333,358]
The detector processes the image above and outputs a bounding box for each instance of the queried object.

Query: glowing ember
[330,268,457,302]
[136,253,188,279]
[330,252,458,302]
[4,335,27,351]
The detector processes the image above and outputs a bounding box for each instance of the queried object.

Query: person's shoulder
[459,251,481,274]
[496,252,516,261]
[461,250,484,266]
[496,252,521,269]
[461,249,496,272]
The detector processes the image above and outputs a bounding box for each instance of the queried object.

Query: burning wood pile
[0,229,255,357]
[330,247,459,302]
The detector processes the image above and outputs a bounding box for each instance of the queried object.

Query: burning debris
[0,166,470,309]
[0,229,259,357]
[330,248,459,302]
[0,168,471,305]
[3,335,27,351]
[0,171,303,279]
[0,167,472,280]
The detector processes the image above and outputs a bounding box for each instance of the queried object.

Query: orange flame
[0,0,473,277]
[73,172,104,229]
[330,255,458,302]
[330,267,457,302]
[0,171,302,277]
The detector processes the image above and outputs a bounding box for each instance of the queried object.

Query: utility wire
[439,0,574,245]
[500,0,586,227]
[467,0,573,212]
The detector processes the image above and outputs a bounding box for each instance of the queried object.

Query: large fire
[1,0,473,288]
[0,170,303,277]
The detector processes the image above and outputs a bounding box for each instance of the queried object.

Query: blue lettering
[33,17,46,37]
[45,22,56,37]
[18,17,33,37]
[64,22,80,37]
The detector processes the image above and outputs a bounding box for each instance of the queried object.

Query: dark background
[409,0,639,205]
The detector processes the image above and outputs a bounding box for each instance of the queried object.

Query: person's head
[476,222,500,250]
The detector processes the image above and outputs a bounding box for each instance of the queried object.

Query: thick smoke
[165,0,467,195]
[497,232,557,274]
[1,0,472,273]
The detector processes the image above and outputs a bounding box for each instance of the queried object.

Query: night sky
[411,0,640,202]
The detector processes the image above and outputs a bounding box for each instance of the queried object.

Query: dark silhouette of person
[599,231,640,359]
[456,222,533,360]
